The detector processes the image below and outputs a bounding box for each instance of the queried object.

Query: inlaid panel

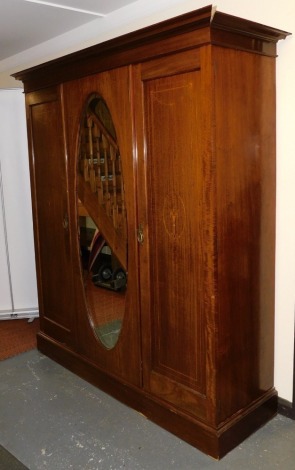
[143,70,206,399]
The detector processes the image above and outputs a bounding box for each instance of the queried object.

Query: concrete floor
[0,350,294,470]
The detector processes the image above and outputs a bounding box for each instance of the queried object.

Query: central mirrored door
[77,94,127,349]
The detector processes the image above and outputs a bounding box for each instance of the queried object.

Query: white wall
[0,0,293,401]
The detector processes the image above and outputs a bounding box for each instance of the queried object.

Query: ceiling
[0,0,137,61]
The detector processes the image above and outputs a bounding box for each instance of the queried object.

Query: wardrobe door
[26,87,73,343]
[62,66,142,387]
[134,49,215,419]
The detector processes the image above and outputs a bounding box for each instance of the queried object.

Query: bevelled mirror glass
[77,94,127,349]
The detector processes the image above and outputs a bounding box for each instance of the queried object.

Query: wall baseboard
[278,397,295,420]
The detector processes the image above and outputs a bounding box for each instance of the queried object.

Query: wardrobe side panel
[213,46,277,421]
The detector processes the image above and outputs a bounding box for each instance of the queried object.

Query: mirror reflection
[77,95,127,349]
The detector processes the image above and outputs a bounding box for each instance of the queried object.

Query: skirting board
[278,397,295,420]
[278,323,295,420]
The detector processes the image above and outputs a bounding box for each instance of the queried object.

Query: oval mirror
[77,94,127,349]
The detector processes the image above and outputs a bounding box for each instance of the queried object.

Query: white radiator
[0,89,38,320]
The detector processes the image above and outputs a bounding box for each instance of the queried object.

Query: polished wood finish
[62,67,142,386]
[15,6,289,459]
[214,47,277,422]
[137,57,207,418]
[12,5,289,92]
[25,87,73,345]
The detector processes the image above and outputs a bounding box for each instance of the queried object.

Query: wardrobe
[13,6,290,458]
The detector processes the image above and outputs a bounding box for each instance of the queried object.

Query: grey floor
[0,350,294,470]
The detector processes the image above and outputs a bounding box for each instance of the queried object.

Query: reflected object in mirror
[77,93,128,350]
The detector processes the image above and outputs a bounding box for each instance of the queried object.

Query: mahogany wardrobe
[14,5,290,458]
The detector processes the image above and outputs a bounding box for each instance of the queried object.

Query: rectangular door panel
[146,73,204,388]
[136,53,210,417]
[27,88,73,339]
